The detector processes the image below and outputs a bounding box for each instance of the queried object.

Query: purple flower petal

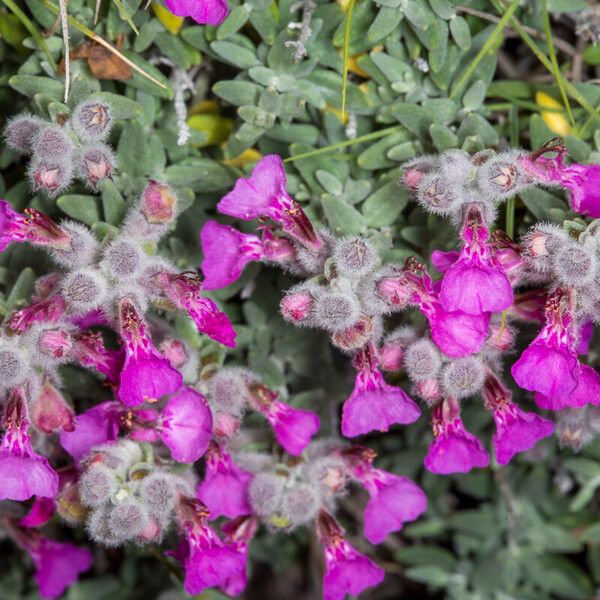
[165,0,228,26]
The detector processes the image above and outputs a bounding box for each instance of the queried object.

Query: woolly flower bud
[4,114,44,154]
[404,339,442,382]
[209,368,250,415]
[248,473,285,518]
[139,180,177,225]
[87,507,121,547]
[79,465,117,508]
[555,407,594,451]
[416,173,459,216]
[103,239,144,278]
[281,484,320,527]
[477,152,531,200]
[415,379,441,406]
[108,500,149,541]
[77,144,116,190]
[72,101,113,141]
[295,229,334,275]
[521,223,569,273]
[139,473,178,516]
[332,236,378,278]
[0,344,28,390]
[331,315,374,353]
[280,288,314,324]
[61,269,106,314]
[306,456,346,496]
[439,149,473,185]
[28,159,73,198]
[32,124,74,160]
[312,289,360,332]
[552,241,596,288]
[51,221,100,269]
[440,357,485,399]
[402,155,438,190]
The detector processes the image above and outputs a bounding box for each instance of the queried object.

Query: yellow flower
[187,114,234,148]
[222,148,263,167]
[151,2,184,35]
[535,91,572,136]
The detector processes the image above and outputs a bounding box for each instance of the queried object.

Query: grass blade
[111,0,139,34]
[341,0,356,121]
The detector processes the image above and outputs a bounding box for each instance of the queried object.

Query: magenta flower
[59,401,121,462]
[535,364,600,410]
[248,383,319,455]
[5,294,66,334]
[175,498,246,596]
[431,249,459,273]
[317,510,385,600]
[154,270,236,347]
[197,442,252,520]
[160,387,213,463]
[520,139,600,217]
[0,201,72,253]
[439,205,513,315]
[165,0,228,26]
[0,388,59,501]
[71,330,123,383]
[217,155,322,251]
[117,297,182,406]
[343,447,426,544]
[220,516,258,596]
[19,497,56,528]
[511,288,579,398]
[32,380,75,434]
[484,372,554,465]
[9,525,93,600]
[341,344,420,438]
[425,396,490,475]
[200,220,266,290]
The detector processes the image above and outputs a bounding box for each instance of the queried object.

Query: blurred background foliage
[3,0,600,598]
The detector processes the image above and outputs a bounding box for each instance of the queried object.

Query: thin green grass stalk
[505,104,519,239]
[111,0,139,34]
[283,125,403,163]
[341,0,356,122]
[541,0,574,126]
[486,97,562,113]
[1,0,57,70]
[449,0,520,101]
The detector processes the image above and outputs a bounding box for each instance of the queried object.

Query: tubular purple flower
[159,386,213,463]
[165,0,228,26]
[535,364,600,410]
[154,270,236,347]
[217,155,322,252]
[342,447,426,545]
[519,138,600,217]
[511,287,580,398]
[341,344,420,438]
[439,204,513,315]
[424,396,490,475]
[0,387,59,500]
[483,372,554,465]
[116,297,183,406]
[5,295,67,334]
[197,441,253,520]
[220,516,258,596]
[71,331,124,383]
[317,509,385,600]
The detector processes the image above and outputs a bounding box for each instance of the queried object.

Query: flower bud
[378,342,403,371]
[552,241,596,287]
[159,339,189,368]
[28,159,72,198]
[108,500,150,541]
[79,465,117,508]
[415,379,441,405]
[103,239,144,278]
[139,473,178,516]
[281,484,320,527]
[375,276,411,309]
[280,290,314,324]
[312,289,360,332]
[37,328,72,359]
[404,339,442,382]
[4,114,44,154]
[402,155,438,190]
[32,124,74,160]
[77,144,116,189]
[62,269,106,314]
[439,149,473,184]
[332,236,378,278]
[331,315,374,352]
[56,481,88,525]
[294,229,335,275]
[32,380,75,434]
[521,224,569,273]
[248,472,285,518]
[209,368,251,415]
[440,357,485,399]
[477,152,531,200]
[72,101,113,141]
[0,344,28,390]
[51,221,100,269]
[139,180,177,224]
[416,173,459,216]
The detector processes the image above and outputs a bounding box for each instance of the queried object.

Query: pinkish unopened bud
[402,156,437,190]
[139,180,177,224]
[28,160,72,198]
[415,379,441,404]
[32,380,75,434]
[280,291,313,323]
[38,328,72,359]
[378,342,403,371]
[159,339,189,368]
[213,411,241,438]
[32,125,74,159]
[78,145,115,189]
[376,277,411,308]
[331,315,374,352]
[403,167,425,189]
[487,322,515,352]
[72,101,113,141]
[4,114,44,154]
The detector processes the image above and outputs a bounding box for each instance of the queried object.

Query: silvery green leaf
[57,195,102,226]
[449,15,471,50]
[321,194,366,235]
[362,182,407,227]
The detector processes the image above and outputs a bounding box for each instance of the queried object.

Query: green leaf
[93,92,142,120]
[321,194,365,235]
[98,180,126,226]
[216,5,251,39]
[405,565,452,588]
[213,81,262,107]
[56,195,102,226]
[118,121,150,178]
[520,188,567,222]
[449,15,471,50]
[362,182,408,227]
[367,6,403,41]
[430,123,458,151]
[211,40,260,69]
[9,74,64,100]
[7,267,35,310]
[165,160,234,192]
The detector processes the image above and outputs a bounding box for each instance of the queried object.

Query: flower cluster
[5,100,117,196]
